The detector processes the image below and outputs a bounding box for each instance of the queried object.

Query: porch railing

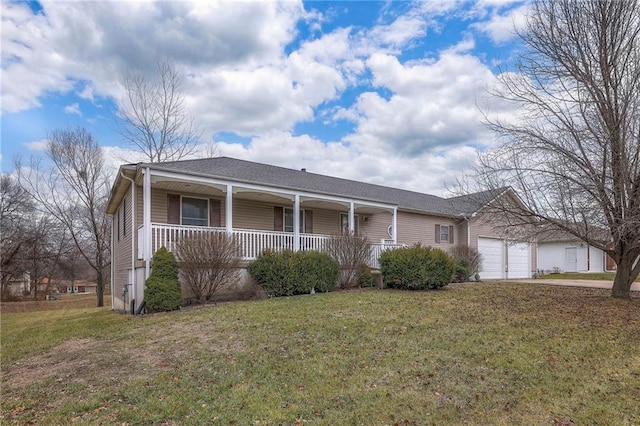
[144,223,403,269]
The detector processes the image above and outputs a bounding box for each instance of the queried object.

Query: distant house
[57,279,98,294]
[6,272,31,296]
[105,157,536,312]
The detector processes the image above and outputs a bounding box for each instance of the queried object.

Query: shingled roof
[142,156,501,217]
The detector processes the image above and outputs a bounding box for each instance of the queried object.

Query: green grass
[2,283,639,425]
[538,272,639,281]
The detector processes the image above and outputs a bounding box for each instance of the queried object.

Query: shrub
[145,247,182,312]
[176,232,242,303]
[248,249,339,297]
[325,233,372,288]
[449,245,482,283]
[357,263,375,287]
[297,251,340,293]
[379,244,456,290]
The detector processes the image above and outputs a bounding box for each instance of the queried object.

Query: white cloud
[335,49,500,158]
[472,4,530,44]
[63,103,81,116]
[208,131,479,196]
[188,26,356,136]
[23,139,48,152]
[1,0,305,114]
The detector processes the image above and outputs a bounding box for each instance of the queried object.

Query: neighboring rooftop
[142,156,498,217]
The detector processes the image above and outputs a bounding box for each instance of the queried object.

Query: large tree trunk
[96,267,104,307]
[611,253,639,299]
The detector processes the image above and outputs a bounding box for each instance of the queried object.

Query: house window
[440,225,450,242]
[435,224,454,244]
[284,208,304,233]
[340,213,359,235]
[182,197,208,226]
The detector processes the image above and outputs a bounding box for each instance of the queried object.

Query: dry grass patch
[2,283,639,425]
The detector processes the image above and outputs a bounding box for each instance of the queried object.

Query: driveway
[510,279,640,292]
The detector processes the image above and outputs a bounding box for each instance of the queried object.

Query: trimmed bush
[297,251,340,293]
[145,247,182,312]
[248,249,339,297]
[379,244,456,290]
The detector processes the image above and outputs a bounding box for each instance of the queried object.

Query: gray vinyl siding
[396,211,459,249]
[112,190,133,308]
[361,211,393,242]
[232,198,273,231]
[308,208,340,235]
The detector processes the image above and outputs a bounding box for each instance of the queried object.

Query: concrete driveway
[510,279,640,292]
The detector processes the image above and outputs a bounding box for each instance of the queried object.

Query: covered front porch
[138,167,401,273]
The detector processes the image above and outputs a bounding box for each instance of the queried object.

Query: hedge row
[248,249,340,297]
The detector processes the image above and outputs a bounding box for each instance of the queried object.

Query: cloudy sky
[1,0,528,196]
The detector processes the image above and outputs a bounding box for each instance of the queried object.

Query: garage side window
[435,224,454,244]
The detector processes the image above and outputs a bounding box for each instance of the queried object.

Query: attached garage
[478,237,504,279]
[478,237,531,280]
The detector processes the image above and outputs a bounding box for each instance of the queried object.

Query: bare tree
[16,128,112,306]
[22,218,73,299]
[176,233,242,303]
[325,232,372,288]
[0,174,35,298]
[477,0,640,298]
[118,61,201,163]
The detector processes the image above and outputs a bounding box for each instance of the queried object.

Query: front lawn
[1,283,639,425]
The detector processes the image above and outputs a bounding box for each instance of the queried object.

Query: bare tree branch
[117,61,202,163]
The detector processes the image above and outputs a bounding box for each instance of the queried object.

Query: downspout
[143,168,151,279]
[459,213,471,247]
[110,212,115,310]
[120,171,136,311]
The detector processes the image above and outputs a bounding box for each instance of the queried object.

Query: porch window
[340,213,359,235]
[284,208,304,233]
[182,197,208,226]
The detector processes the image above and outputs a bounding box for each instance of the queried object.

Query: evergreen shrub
[145,247,182,312]
[248,249,339,297]
[379,244,456,290]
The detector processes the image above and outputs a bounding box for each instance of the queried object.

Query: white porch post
[143,168,151,279]
[226,184,233,233]
[349,202,355,234]
[293,194,300,251]
[392,207,398,244]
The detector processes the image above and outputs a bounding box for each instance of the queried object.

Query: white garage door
[478,237,504,279]
[507,242,531,279]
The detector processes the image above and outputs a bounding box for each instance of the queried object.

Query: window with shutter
[182,197,208,226]
[436,224,451,243]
